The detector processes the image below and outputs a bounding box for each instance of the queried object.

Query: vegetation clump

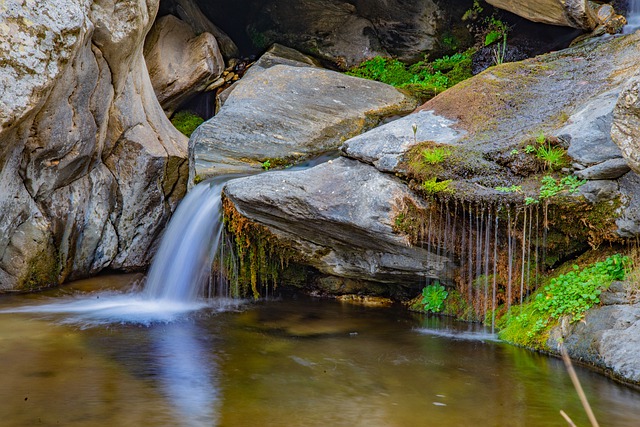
[346,50,473,101]
[171,111,204,137]
[420,282,448,313]
[498,254,629,349]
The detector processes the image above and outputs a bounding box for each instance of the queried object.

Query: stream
[0,275,639,427]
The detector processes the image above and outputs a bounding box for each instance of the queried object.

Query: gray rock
[164,0,240,59]
[612,71,640,174]
[190,63,417,180]
[548,304,640,384]
[224,157,450,284]
[578,180,619,203]
[615,171,640,238]
[341,110,465,173]
[144,15,225,115]
[560,90,624,166]
[574,158,630,180]
[0,0,187,289]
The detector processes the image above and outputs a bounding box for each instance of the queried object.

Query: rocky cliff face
[0,0,188,290]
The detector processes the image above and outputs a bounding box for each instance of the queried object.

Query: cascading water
[143,176,230,302]
[626,0,640,33]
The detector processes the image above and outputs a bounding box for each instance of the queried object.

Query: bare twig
[560,410,577,427]
[560,345,600,427]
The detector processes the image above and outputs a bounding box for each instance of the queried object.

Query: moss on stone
[18,247,60,292]
[171,111,204,137]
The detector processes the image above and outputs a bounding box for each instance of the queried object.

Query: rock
[578,180,619,203]
[615,172,640,238]
[574,158,630,180]
[341,110,466,173]
[0,0,187,290]
[160,0,240,59]
[611,71,640,174]
[246,0,388,68]
[190,56,417,181]
[560,90,624,166]
[223,157,450,284]
[485,0,597,30]
[548,304,640,384]
[144,15,225,115]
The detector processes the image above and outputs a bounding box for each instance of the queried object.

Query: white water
[626,0,640,33]
[0,177,237,326]
[144,177,229,301]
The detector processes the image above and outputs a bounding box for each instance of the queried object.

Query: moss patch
[19,247,60,292]
[171,111,204,137]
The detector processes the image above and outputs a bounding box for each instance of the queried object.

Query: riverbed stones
[223,157,450,284]
[144,15,225,115]
[190,53,417,181]
[0,0,187,290]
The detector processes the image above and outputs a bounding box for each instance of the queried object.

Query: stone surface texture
[144,14,225,115]
[486,0,596,29]
[224,158,450,284]
[0,0,188,290]
[190,49,417,181]
[612,71,640,174]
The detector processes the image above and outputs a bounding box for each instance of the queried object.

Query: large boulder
[548,302,640,384]
[611,71,640,174]
[144,14,225,115]
[485,0,597,29]
[0,0,188,290]
[224,157,450,284]
[190,48,417,181]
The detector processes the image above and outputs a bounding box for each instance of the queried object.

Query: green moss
[222,197,307,299]
[171,111,205,137]
[346,50,474,102]
[19,248,60,291]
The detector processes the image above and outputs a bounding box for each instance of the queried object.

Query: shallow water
[0,277,639,427]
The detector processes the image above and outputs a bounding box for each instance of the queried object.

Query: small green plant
[499,254,630,348]
[462,0,483,21]
[535,254,628,322]
[510,149,519,155]
[422,177,453,195]
[421,282,449,313]
[495,185,522,193]
[536,143,566,170]
[524,144,536,154]
[261,160,271,171]
[171,111,205,137]
[526,175,586,205]
[536,132,546,144]
[346,51,473,101]
[422,146,452,164]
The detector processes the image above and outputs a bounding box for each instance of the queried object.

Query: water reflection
[149,321,220,427]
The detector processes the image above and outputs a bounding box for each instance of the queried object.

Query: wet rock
[560,90,624,167]
[578,180,619,203]
[0,0,187,289]
[615,172,640,238]
[548,303,640,384]
[574,158,630,180]
[341,110,466,173]
[190,52,417,180]
[223,157,450,285]
[611,71,640,174]
[144,15,225,115]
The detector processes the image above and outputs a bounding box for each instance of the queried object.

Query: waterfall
[626,0,640,33]
[143,177,231,302]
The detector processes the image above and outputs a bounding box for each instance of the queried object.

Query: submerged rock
[190,50,417,181]
[223,157,450,285]
[0,0,187,290]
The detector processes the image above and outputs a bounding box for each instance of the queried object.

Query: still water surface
[0,275,639,427]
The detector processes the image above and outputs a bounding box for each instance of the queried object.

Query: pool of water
[0,276,639,426]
